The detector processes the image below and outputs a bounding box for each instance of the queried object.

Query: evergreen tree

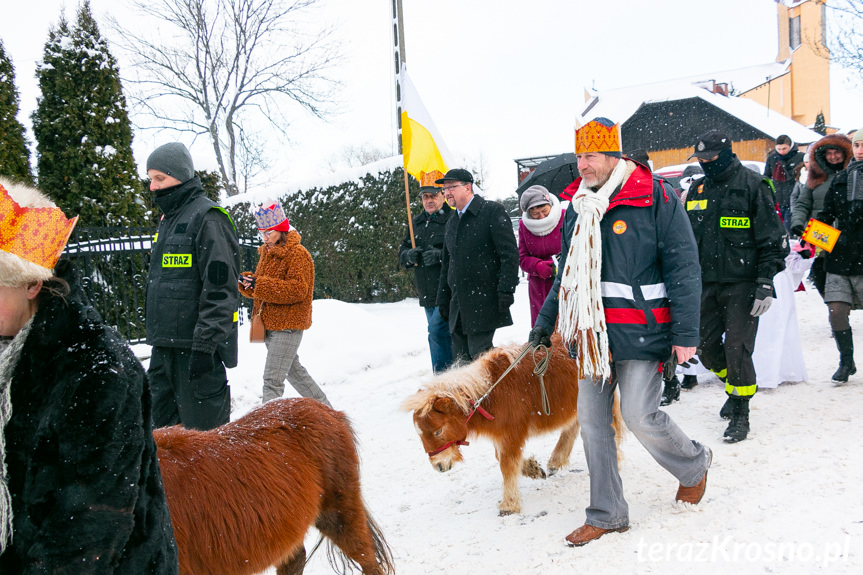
[32,1,146,226]
[0,39,33,184]
[813,112,827,136]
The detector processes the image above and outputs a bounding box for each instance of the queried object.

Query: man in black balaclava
[684,131,788,443]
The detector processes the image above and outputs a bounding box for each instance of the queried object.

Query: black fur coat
[0,262,178,574]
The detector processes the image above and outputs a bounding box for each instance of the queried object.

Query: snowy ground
[141,278,863,574]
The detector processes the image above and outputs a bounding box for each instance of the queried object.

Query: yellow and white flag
[400,66,451,181]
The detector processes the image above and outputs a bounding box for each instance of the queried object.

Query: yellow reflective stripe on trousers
[725,381,757,396]
[711,368,727,380]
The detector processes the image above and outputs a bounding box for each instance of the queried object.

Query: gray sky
[3,0,860,198]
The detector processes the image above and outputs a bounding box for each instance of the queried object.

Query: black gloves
[663,351,700,380]
[422,248,442,266]
[438,305,449,322]
[406,248,423,265]
[751,280,775,317]
[498,291,515,313]
[189,350,216,380]
[528,324,552,348]
[791,224,805,237]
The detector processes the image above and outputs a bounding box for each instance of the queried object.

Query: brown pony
[155,398,395,575]
[402,334,624,516]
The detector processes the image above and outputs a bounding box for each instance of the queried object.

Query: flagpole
[393,0,416,248]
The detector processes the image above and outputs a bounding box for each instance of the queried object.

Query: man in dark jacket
[399,177,455,372]
[436,168,519,362]
[687,131,788,442]
[145,142,241,430]
[528,117,710,547]
[817,129,863,384]
[763,134,805,234]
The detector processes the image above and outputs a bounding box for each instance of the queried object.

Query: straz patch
[719,217,751,229]
[162,253,193,267]
[612,220,627,234]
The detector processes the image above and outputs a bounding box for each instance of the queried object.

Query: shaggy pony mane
[401,343,522,416]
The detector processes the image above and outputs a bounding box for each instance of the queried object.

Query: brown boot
[676,446,712,504]
[565,523,630,547]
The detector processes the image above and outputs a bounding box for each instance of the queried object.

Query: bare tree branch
[112,0,341,195]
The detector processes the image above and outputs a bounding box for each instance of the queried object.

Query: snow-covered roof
[681,60,791,95]
[581,73,822,146]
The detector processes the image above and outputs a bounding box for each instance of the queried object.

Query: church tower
[739,0,830,128]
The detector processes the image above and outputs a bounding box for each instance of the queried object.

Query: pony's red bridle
[426,399,495,458]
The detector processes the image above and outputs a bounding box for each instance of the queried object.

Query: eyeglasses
[442,183,467,192]
[260,230,275,237]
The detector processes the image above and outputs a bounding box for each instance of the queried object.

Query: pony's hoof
[521,456,547,480]
[498,508,517,517]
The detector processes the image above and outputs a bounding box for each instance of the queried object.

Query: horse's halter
[424,343,550,459]
[425,400,494,458]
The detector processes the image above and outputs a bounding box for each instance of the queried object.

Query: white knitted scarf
[0,317,32,552]
[558,158,631,382]
[520,193,562,237]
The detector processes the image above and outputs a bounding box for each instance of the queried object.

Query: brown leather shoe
[676,446,712,504]
[565,523,630,547]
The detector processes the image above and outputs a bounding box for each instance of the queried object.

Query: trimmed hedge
[226,167,423,303]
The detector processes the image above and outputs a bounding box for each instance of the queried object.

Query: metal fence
[63,226,260,344]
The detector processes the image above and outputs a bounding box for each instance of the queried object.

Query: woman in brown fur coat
[238,203,331,406]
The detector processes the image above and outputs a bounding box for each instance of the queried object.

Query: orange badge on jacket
[612,220,627,234]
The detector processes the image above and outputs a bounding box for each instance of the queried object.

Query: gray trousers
[578,359,709,529]
[263,329,331,407]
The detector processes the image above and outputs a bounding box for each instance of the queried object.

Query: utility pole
[393,0,416,247]
[394,0,406,154]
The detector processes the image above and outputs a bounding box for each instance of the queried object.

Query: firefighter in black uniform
[685,131,788,443]
[145,142,241,431]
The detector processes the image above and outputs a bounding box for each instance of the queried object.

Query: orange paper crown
[420,170,444,188]
[575,119,622,155]
[0,181,78,271]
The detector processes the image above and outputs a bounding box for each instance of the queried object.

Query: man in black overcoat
[435,168,519,362]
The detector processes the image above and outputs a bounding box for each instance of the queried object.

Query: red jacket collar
[560,163,656,210]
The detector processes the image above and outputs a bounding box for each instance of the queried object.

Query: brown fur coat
[239,230,315,331]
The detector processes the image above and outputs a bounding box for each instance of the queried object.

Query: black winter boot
[719,396,733,420]
[832,328,856,385]
[723,397,750,443]
[660,375,680,406]
[681,374,699,389]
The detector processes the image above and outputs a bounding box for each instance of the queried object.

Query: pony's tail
[323,506,395,575]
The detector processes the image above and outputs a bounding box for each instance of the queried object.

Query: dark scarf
[702,148,735,179]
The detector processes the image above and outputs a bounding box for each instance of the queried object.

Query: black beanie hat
[146,142,195,183]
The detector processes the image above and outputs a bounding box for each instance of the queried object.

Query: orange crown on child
[575,118,622,155]
[0,180,78,272]
[420,170,445,188]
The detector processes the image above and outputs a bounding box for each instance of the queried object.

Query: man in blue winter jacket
[528,117,711,547]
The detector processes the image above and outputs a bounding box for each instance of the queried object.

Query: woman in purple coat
[518,185,565,326]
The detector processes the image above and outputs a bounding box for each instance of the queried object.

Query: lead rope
[469,343,553,420]
[532,344,552,415]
